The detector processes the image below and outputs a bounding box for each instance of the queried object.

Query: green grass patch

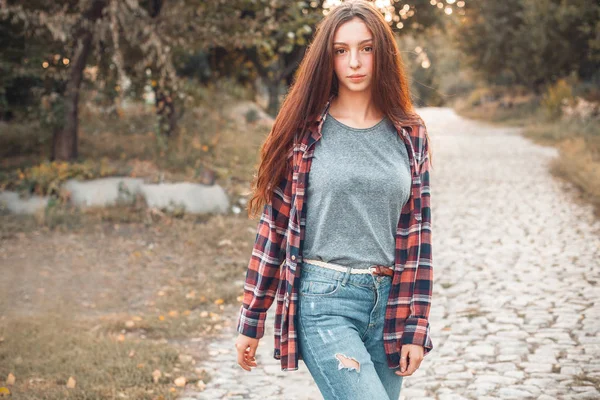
[0,314,205,399]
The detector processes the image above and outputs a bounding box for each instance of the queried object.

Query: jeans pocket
[299,274,342,297]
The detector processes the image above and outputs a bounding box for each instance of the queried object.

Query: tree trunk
[266,79,281,117]
[52,0,107,161]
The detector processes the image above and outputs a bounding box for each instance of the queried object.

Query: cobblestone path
[180,108,600,400]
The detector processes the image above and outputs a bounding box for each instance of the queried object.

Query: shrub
[541,79,575,120]
[0,159,129,197]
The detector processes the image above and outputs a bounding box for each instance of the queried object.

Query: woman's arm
[236,155,294,339]
[401,126,434,354]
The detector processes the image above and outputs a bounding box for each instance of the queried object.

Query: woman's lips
[348,75,366,82]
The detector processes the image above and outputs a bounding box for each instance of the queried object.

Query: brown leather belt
[303,259,394,277]
[368,265,394,277]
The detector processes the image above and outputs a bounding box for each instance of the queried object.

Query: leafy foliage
[452,0,600,91]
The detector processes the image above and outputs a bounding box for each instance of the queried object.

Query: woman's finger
[237,347,251,371]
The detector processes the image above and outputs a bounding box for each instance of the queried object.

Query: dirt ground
[0,211,259,399]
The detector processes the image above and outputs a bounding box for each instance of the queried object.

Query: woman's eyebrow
[333,38,373,45]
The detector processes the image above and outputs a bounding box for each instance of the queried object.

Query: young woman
[234,1,434,398]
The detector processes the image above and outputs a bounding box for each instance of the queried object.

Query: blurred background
[0,0,598,399]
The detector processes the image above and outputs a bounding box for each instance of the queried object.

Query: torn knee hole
[335,353,360,373]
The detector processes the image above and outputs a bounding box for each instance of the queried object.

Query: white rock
[140,182,229,214]
[0,191,49,214]
[64,177,144,207]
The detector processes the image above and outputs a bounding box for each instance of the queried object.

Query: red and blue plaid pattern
[237,96,433,371]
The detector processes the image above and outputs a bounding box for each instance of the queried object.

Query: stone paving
[179,108,600,400]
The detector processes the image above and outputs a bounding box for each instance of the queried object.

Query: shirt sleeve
[236,154,294,339]
[401,126,434,355]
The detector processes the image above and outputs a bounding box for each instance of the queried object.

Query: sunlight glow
[322,0,467,24]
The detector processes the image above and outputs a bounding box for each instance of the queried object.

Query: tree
[196,0,449,116]
[451,0,600,92]
[0,0,182,160]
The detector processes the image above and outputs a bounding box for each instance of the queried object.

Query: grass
[0,314,207,399]
[0,133,262,394]
[0,203,258,398]
[0,82,271,398]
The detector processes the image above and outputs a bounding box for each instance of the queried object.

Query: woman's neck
[328,89,384,124]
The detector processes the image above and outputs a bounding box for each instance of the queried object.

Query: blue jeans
[297,261,403,400]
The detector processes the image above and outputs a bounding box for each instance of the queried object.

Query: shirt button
[291,255,296,261]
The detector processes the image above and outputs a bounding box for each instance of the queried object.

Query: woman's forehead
[333,18,372,44]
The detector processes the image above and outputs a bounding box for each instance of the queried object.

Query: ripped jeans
[297,261,403,400]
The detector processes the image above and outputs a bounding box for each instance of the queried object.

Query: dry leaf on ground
[152,369,162,383]
[174,376,186,387]
[66,376,76,388]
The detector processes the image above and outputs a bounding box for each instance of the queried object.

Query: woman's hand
[394,344,424,377]
[235,333,260,371]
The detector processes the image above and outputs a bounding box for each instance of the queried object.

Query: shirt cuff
[236,305,268,339]
[401,316,434,355]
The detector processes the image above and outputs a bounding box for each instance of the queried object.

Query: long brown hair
[247,0,432,218]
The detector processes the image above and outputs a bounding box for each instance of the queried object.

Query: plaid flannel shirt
[237,96,433,371]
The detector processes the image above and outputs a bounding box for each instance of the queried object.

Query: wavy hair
[247,0,432,218]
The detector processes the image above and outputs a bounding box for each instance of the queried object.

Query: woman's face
[332,17,374,94]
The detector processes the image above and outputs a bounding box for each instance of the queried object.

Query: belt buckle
[368,266,378,275]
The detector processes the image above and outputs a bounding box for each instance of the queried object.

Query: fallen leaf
[0,387,11,396]
[214,298,224,305]
[129,350,136,358]
[152,369,162,383]
[66,376,76,389]
[168,310,179,317]
[5,374,15,385]
[132,316,143,322]
[117,334,126,342]
[196,380,206,390]
[158,315,165,321]
[125,321,135,328]
[174,376,186,387]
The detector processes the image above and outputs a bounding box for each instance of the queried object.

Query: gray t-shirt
[302,111,412,269]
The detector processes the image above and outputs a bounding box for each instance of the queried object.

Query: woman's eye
[334,46,372,55]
